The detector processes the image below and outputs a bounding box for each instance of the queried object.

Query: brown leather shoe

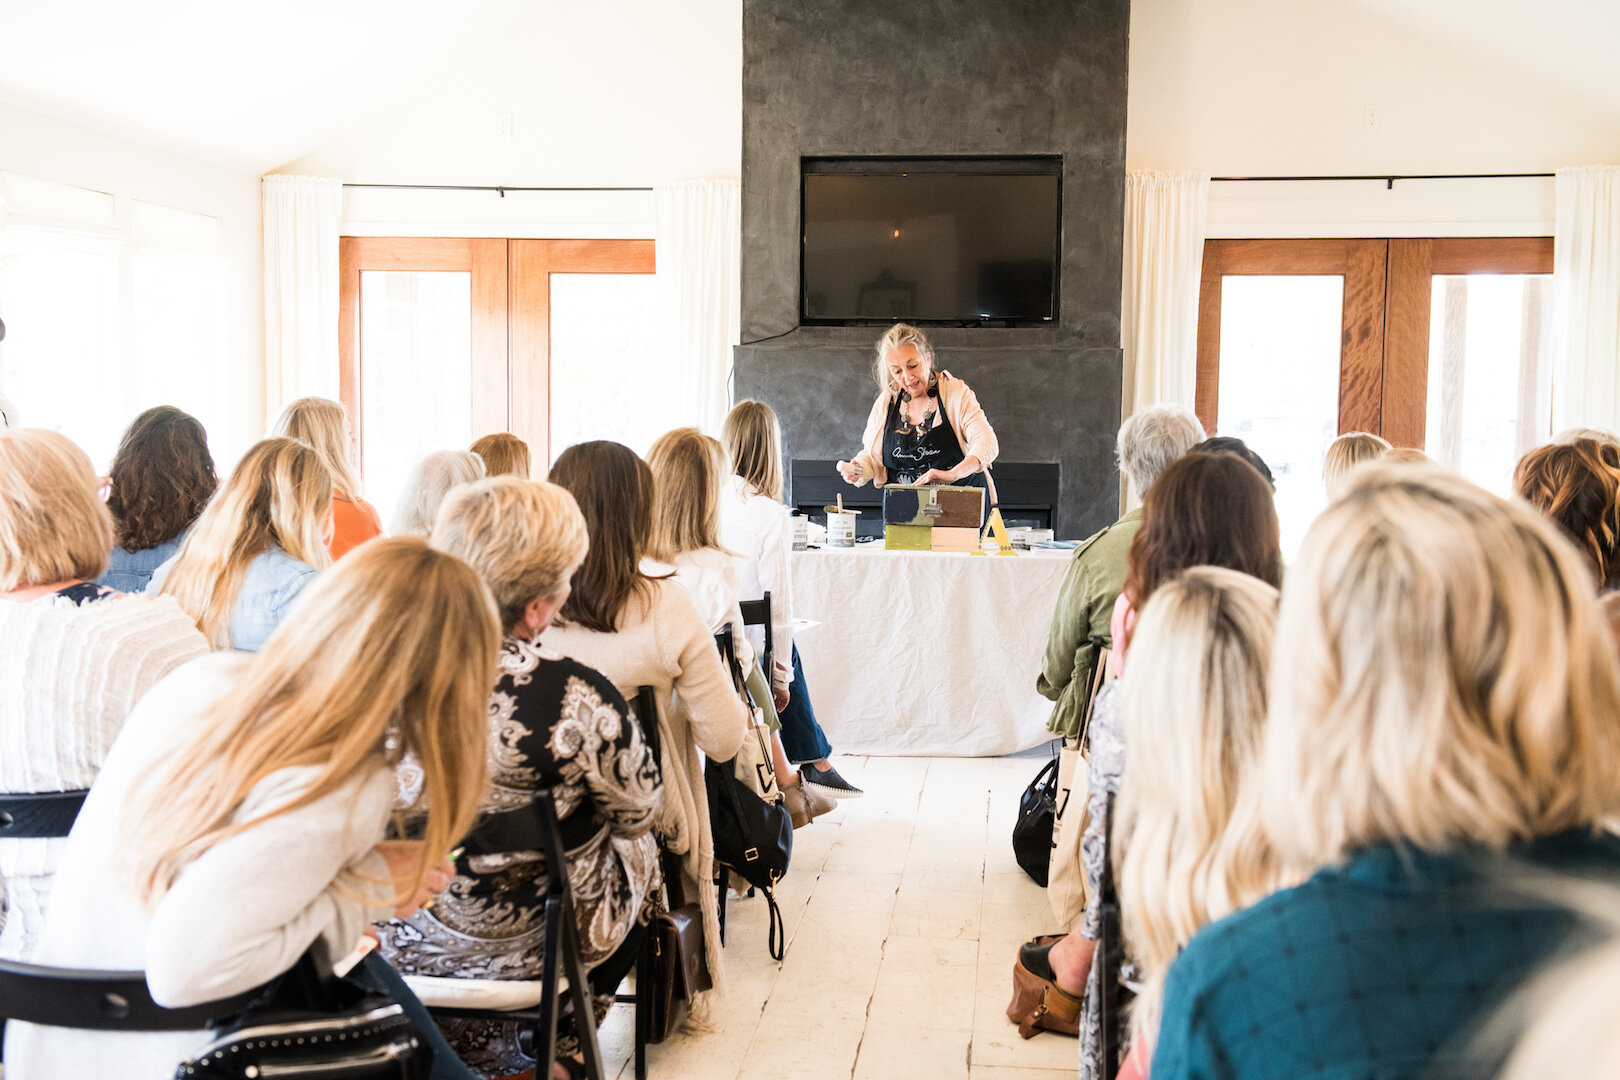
[1007,934,1082,1038]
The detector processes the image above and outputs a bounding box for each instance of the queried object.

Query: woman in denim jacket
[150,438,332,651]
[98,406,217,594]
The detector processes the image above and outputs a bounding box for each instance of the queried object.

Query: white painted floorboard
[597,753,1077,1080]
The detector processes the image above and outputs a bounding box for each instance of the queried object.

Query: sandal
[1006,933,1083,1038]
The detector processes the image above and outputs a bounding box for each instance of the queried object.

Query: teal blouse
[1152,830,1620,1080]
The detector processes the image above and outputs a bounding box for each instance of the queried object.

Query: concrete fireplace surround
[735,0,1130,537]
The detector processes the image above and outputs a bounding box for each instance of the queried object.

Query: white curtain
[654,179,740,437]
[1121,170,1210,418]
[262,175,342,414]
[1552,165,1620,432]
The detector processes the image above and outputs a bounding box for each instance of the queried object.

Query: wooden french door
[338,237,654,502]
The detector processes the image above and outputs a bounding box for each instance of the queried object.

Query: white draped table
[788,545,1071,757]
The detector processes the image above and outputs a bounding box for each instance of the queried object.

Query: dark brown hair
[1514,438,1620,589]
[1123,451,1283,615]
[548,441,658,632]
[106,406,217,552]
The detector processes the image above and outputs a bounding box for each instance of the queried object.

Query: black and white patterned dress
[376,638,662,1077]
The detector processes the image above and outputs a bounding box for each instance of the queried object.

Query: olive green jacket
[1036,508,1141,737]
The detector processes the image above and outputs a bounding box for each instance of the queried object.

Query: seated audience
[471,432,532,478]
[1513,437,1620,589]
[97,406,217,593]
[1151,464,1620,1080]
[377,476,660,1080]
[1038,403,1204,739]
[5,537,497,1077]
[1112,567,1287,1077]
[151,438,332,651]
[0,429,208,961]
[1321,430,1390,501]
[272,396,382,558]
[720,400,861,799]
[647,427,835,828]
[1382,445,1433,465]
[544,440,748,1006]
[1015,448,1282,1067]
[390,449,485,536]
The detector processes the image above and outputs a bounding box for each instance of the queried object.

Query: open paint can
[824,505,859,548]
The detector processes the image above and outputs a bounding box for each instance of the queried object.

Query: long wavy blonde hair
[647,427,732,562]
[1264,463,1620,870]
[722,401,784,502]
[1116,566,1289,1048]
[122,537,500,909]
[159,438,333,648]
[272,396,363,500]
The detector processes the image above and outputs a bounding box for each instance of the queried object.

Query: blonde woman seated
[1151,465,1620,1080]
[646,427,836,828]
[5,538,499,1078]
[151,438,332,652]
[0,429,208,961]
[471,432,532,479]
[272,396,382,558]
[1321,431,1390,501]
[1110,567,1287,1079]
[545,441,748,1007]
[391,449,485,537]
[376,477,662,1080]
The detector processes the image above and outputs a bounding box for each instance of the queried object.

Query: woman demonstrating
[5,537,500,1078]
[838,323,999,491]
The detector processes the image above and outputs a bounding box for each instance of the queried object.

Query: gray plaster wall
[735,0,1131,537]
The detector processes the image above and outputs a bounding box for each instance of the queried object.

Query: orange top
[328,493,383,560]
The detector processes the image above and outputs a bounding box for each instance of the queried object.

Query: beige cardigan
[851,370,1000,493]
[542,578,748,1003]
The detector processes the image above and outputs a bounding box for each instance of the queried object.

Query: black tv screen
[800,157,1061,326]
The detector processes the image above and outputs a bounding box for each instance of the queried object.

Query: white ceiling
[0,0,1614,178]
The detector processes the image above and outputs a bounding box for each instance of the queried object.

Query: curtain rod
[341,183,653,197]
[1210,172,1554,190]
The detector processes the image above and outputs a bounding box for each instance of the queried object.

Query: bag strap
[764,887,785,962]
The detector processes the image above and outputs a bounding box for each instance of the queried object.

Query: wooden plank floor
[597,753,1076,1080]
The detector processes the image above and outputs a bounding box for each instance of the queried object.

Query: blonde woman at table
[647,426,836,828]
[838,322,999,491]
[722,401,863,800]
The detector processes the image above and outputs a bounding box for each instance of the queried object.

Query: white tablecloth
[789,545,1070,757]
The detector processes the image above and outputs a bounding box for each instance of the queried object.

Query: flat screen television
[800,156,1061,327]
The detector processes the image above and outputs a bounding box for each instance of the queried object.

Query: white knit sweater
[0,590,208,960]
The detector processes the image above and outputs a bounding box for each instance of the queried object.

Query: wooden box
[931,527,981,553]
[884,524,933,551]
[881,484,987,530]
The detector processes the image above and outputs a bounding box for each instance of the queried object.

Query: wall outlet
[496,112,513,139]
[1363,104,1381,131]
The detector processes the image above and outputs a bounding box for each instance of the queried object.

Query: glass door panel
[1217,275,1345,556]
[547,273,663,461]
[1423,273,1552,494]
[358,270,473,525]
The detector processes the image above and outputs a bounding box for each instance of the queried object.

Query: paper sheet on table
[792,618,821,633]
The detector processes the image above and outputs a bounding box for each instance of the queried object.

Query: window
[1197,237,1554,542]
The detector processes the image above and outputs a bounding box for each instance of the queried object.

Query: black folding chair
[419,786,606,1080]
[1094,792,1133,1080]
[738,591,774,689]
[0,790,88,839]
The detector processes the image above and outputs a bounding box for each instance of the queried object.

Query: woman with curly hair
[1514,437,1620,589]
[97,406,217,593]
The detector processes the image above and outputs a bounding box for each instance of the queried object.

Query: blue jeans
[778,644,833,765]
[351,951,478,1080]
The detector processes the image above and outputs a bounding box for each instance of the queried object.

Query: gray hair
[1118,404,1207,498]
[391,450,486,536]
[872,323,935,393]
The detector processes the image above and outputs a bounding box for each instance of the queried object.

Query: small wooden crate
[881,484,987,530]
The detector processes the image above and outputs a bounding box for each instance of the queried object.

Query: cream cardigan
[542,578,748,1002]
[851,370,1001,492]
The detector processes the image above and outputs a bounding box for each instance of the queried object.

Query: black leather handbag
[1012,755,1060,886]
[705,755,793,959]
[175,952,431,1079]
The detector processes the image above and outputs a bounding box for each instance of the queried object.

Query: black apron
[882,390,990,492]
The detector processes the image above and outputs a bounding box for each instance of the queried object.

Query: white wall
[1127,0,1620,237]
[0,103,264,462]
[273,0,742,238]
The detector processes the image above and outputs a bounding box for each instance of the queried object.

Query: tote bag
[1047,644,1109,925]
